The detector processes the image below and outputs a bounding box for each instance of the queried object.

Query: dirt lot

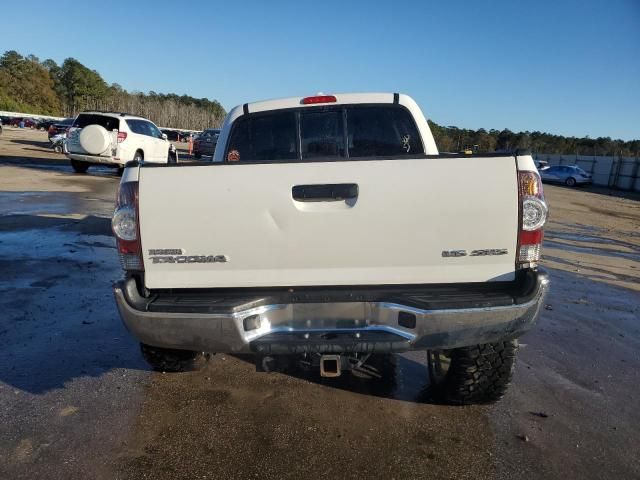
[1,128,639,479]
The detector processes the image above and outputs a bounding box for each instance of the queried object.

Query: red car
[10,118,38,128]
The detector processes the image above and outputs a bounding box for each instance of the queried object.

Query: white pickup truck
[112,93,549,404]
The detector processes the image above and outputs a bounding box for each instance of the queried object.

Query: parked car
[11,117,37,128]
[112,93,549,405]
[66,111,177,173]
[192,128,220,158]
[539,165,592,187]
[161,129,181,141]
[535,159,549,170]
[47,118,75,139]
[38,119,57,131]
[179,131,194,142]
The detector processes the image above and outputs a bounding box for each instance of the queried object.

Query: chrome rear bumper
[113,271,549,354]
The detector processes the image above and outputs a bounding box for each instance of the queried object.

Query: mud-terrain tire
[428,340,518,405]
[70,160,89,173]
[140,343,207,372]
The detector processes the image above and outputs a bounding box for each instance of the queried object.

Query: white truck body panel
[139,155,519,289]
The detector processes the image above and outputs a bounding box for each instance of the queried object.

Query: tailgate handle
[292,183,358,202]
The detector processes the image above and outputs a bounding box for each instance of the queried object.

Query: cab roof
[232,92,406,117]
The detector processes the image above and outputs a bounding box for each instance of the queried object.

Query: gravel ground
[0,128,638,479]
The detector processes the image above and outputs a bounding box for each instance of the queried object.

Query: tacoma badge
[148,249,229,264]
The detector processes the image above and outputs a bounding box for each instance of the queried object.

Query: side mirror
[161,133,168,140]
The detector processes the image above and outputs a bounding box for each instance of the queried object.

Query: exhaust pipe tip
[320,355,342,378]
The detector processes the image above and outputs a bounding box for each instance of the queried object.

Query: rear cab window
[225,105,423,162]
[301,109,345,159]
[226,111,298,161]
[347,106,422,157]
[73,114,120,131]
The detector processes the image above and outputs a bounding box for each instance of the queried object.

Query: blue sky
[2,0,639,140]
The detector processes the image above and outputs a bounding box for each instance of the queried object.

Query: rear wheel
[140,343,207,372]
[70,160,89,173]
[565,177,577,187]
[133,150,143,163]
[428,340,518,405]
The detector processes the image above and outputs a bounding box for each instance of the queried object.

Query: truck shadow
[231,353,439,404]
[5,138,52,149]
[1,157,122,177]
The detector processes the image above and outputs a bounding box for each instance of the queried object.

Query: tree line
[428,122,640,157]
[0,50,226,130]
[1,49,638,155]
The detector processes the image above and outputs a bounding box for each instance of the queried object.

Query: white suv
[66,112,176,173]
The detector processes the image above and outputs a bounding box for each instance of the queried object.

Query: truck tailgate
[138,156,519,289]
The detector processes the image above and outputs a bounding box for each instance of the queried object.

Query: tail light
[302,95,337,104]
[117,131,127,143]
[112,181,143,271]
[517,171,548,268]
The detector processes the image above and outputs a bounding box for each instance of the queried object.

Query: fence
[533,153,640,192]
